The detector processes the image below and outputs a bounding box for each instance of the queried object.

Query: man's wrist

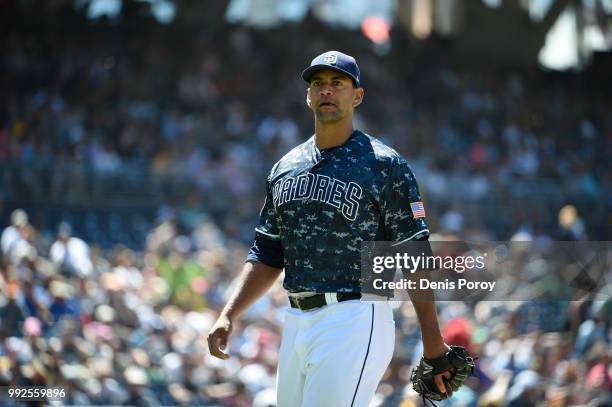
[220,309,236,322]
[423,341,449,359]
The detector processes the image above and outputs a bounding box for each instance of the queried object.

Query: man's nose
[319,85,333,96]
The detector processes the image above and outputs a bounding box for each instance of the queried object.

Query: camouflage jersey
[255,130,429,293]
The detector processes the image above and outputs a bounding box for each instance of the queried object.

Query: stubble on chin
[315,109,342,123]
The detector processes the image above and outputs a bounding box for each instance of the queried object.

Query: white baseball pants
[276,300,395,407]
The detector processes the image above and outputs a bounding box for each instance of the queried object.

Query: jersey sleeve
[246,232,284,268]
[254,178,281,241]
[381,158,429,244]
[246,177,284,268]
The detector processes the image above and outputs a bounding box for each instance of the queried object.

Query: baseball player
[208,51,474,406]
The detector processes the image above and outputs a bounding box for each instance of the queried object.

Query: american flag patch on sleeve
[410,201,426,218]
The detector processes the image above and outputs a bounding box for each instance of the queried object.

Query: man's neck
[314,119,355,150]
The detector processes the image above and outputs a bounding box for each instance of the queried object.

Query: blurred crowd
[1,2,610,242]
[1,207,610,406]
[0,2,611,406]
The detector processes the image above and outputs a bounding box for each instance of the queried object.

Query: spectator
[50,222,93,277]
[1,209,29,258]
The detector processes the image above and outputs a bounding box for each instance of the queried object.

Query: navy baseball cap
[302,51,361,88]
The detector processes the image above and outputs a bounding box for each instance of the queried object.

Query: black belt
[288,292,362,311]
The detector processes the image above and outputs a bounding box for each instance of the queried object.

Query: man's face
[307,69,364,122]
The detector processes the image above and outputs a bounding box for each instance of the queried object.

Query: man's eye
[333,81,341,86]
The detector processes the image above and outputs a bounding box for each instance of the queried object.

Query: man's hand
[411,345,476,402]
[424,343,453,396]
[207,314,233,360]
[205,261,282,360]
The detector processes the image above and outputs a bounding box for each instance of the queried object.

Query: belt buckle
[290,296,305,310]
[294,297,304,309]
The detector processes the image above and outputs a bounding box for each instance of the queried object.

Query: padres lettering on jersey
[254,130,429,293]
[272,174,363,221]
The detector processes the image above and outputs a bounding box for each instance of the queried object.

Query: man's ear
[306,90,312,108]
[353,88,365,108]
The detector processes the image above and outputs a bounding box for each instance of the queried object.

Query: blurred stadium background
[0,0,611,405]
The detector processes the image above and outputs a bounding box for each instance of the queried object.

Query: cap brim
[301,65,359,87]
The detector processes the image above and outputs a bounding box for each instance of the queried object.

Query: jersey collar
[310,129,361,162]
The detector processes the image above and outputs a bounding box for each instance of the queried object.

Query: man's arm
[398,238,448,357]
[404,239,452,395]
[410,295,455,397]
[380,158,465,397]
[207,261,282,359]
[411,299,448,358]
